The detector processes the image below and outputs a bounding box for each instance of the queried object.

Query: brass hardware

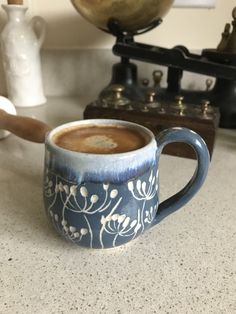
[173,95,186,115]
[148,103,160,109]
[217,7,236,54]
[205,79,213,91]
[201,100,211,117]
[147,90,156,103]
[110,84,125,100]
[176,95,184,106]
[146,89,161,109]
[217,23,231,52]
[153,70,163,87]
[224,7,236,54]
[141,106,149,112]
[178,107,185,116]
[101,84,130,108]
[71,0,174,33]
[158,106,165,114]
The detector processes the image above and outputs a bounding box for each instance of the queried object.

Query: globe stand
[99,18,163,100]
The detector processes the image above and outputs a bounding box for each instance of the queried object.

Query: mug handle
[154,127,210,224]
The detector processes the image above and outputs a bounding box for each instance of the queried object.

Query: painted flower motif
[128,181,134,191]
[52,216,89,240]
[148,172,153,183]
[137,180,141,191]
[103,183,109,191]
[100,211,142,248]
[134,223,142,233]
[122,217,130,229]
[68,226,89,239]
[90,195,99,204]
[81,228,88,236]
[111,214,119,221]
[127,170,158,201]
[110,189,118,199]
[69,226,76,233]
[80,186,88,197]
[46,168,159,249]
[55,184,60,193]
[70,185,77,196]
[59,182,64,192]
[100,216,106,225]
[144,205,156,224]
[118,214,126,224]
[63,185,69,195]
[142,182,146,193]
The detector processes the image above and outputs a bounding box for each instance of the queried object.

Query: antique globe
[71,0,174,33]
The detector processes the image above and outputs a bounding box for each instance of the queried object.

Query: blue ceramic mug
[44,119,209,249]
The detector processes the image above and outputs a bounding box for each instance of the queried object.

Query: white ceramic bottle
[0,3,47,107]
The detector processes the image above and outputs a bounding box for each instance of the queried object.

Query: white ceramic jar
[0,4,46,107]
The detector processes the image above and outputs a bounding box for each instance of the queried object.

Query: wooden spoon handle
[8,0,23,5]
[0,109,51,143]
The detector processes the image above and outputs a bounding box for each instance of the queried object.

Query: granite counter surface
[0,97,235,314]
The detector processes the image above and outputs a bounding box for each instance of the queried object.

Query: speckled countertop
[0,97,235,314]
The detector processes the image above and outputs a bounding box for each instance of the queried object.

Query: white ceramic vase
[0,4,46,107]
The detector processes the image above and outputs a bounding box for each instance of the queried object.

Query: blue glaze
[154,128,210,225]
[45,119,157,184]
[44,120,209,249]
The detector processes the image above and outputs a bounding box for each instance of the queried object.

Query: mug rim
[46,119,156,157]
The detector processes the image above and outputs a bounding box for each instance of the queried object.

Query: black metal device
[99,9,236,128]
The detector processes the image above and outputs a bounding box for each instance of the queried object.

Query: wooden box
[84,101,220,159]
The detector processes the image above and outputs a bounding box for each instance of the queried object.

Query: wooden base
[84,102,220,159]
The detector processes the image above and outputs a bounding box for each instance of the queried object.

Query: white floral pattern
[44,166,159,248]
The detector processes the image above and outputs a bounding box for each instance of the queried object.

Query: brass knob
[104,84,130,108]
[158,105,165,114]
[110,84,125,100]
[146,89,161,109]
[141,105,149,112]
[201,99,211,116]
[174,95,186,115]
[178,107,185,116]
[147,90,156,103]
[175,95,184,106]
[153,70,163,87]
[205,79,213,91]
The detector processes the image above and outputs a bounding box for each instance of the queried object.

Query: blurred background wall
[0,0,235,49]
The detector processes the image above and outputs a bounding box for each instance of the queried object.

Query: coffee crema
[53,125,147,154]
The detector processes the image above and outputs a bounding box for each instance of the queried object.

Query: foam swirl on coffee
[53,125,147,154]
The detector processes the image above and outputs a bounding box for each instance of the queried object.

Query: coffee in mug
[53,124,147,154]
